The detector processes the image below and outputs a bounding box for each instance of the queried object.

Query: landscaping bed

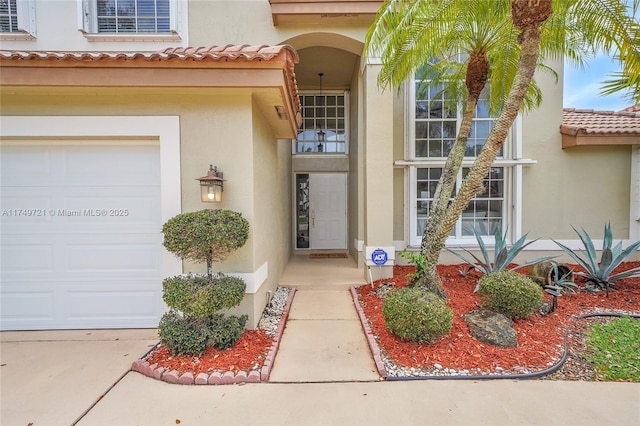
[356,263,640,379]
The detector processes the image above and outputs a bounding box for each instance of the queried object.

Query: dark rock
[463,310,517,348]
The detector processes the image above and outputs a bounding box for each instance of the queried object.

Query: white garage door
[1,143,164,330]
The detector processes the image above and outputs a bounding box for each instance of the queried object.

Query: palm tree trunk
[419,96,479,297]
[442,24,544,238]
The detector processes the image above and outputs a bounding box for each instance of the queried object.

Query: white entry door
[309,173,347,250]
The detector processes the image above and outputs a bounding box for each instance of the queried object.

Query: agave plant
[553,223,640,296]
[447,225,555,291]
[546,261,579,294]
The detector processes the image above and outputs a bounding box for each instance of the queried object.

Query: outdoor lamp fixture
[317,72,325,149]
[196,164,224,203]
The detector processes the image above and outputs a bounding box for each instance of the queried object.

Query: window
[295,91,348,154]
[0,0,18,33]
[80,0,182,40]
[407,73,522,246]
[0,0,36,39]
[96,0,169,33]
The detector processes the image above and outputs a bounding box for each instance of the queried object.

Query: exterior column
[362,62,395,279]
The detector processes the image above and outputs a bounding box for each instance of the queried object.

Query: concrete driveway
[1,329,640,426]
[0,329,158,426]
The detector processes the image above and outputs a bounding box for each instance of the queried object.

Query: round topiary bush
[477,270,543,319]
[162,274,247,317]
[383,287,453,343]
[162,209,249,275]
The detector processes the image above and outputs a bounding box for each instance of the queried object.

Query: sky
[562,0,638,112]
[563,55,635,112]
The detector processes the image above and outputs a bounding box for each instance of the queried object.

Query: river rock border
[131,287,296,385]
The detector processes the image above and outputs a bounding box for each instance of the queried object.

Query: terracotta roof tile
[561,107,640,136]
[0,44,298,63]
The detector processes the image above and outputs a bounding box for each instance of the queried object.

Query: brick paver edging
[131,287,297,385]
[350,286,387,378]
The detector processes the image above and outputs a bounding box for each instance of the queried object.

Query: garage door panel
[0,243,55,272]
[67,288,160,320]
[1,143,164,330]
[1,291,55,321]
[66,243,160,272]
[0,149,54,181]
[64,147,159,186]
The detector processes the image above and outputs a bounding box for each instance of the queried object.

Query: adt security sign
[371,248,388,265]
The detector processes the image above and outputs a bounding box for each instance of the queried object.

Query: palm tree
[365,0,639,296]
[600,2,640,103]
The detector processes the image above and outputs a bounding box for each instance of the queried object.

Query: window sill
[80,31,181,42]
[0,32,35,41]
[395,158,537,167]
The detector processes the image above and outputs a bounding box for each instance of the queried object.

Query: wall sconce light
[196,164,224,203]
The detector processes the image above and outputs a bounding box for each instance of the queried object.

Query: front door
[296,173,347,250]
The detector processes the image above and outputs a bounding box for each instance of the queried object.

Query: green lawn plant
[447,225,554,291]
[553,223,640,296]
[398,250,427,285]
[585,316,640,382]
[158,209,250,356]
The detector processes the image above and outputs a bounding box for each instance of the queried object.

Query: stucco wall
[393,88,407,244]
[0,0,190,51]
[521,62,632,240]
[188,0,369,50]
[349,58,364,262]
[245,97,292,325]
[0,86,289,327]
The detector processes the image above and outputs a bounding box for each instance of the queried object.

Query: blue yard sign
[371,248,388,265]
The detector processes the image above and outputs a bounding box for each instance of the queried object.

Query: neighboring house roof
[0,45,302,138]
[560,107,640,148]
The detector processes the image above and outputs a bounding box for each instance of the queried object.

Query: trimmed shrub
[477,270,543,319]
[162,209,249,267]
[158,209,250,356]
[162,274,246,317]
[383,287,453,343]
[158,311,208,356]
[158,311,249,354]
[206,314,249,350]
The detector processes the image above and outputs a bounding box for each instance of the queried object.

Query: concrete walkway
[77,376,640,425]
[268,288,380,382]
[269,254,379,382]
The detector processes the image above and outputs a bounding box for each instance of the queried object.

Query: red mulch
[143,262,639,378]
[356,262,640,374]
[144,329,273,375]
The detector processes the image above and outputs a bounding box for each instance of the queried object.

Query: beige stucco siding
[521,62,632,240]
[0,87,291,327]
[393,88,407,243]
[349,60,363,261]
[246,97,292,325]
[188,0,369,52]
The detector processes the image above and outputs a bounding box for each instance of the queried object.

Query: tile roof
[0,44,298,63]
[560,107,640,136]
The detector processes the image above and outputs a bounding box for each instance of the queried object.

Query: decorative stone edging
[350,286,387,378]
[131,287,297,385]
